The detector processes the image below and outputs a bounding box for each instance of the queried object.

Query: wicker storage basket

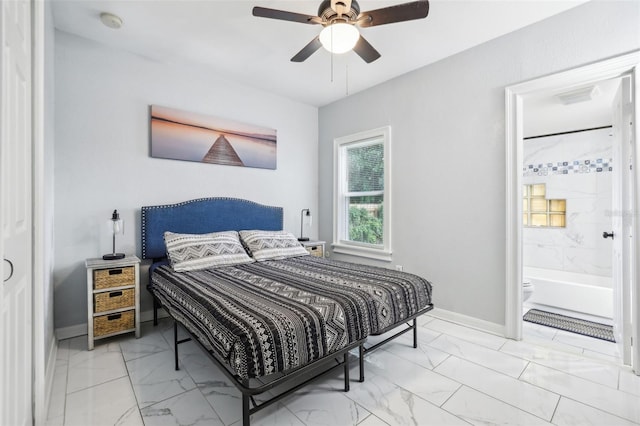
[94,288,135,313]
[306,245,324,258]
[94,310,134,337]
[94,266,135,290]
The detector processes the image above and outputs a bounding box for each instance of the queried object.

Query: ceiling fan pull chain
[331,27,334,82]
[330,42,334,83]
[346,64,349,96]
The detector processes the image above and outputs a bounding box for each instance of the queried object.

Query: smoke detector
[100,12,123,29]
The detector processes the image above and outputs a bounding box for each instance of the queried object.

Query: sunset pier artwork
[202,135,244,166]
[150,105,277,170]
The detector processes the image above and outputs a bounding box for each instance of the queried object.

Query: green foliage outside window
[346,142,385,245]
[349,204,383,244]
[348,144,384,192]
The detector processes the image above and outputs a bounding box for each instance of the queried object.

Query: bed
[141,197,433,425]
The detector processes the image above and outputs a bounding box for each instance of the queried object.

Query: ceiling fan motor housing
[318,0,360,22]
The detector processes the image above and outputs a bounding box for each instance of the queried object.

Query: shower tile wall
[522,127,613,278]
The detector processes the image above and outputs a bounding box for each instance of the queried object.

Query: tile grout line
[120,340,145,424]
[61,342,70,426]
[154,318,228,425]
[436,355,561,422]
[548,394,562,424]
[560,394,640,425]
[519,360,640,423]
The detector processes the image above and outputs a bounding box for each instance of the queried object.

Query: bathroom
[521,78,621,328]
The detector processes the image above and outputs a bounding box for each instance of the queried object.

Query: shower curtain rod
[524,125,612,140]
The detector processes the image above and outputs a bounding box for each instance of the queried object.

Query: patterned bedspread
[150,256,433,379]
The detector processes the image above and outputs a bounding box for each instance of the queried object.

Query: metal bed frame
[160,299,363,426]
[154,295,432,426]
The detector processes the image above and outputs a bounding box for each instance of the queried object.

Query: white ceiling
[51,0,588,107]
[524,78,620,137]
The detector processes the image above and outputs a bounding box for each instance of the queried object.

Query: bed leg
[343,353,350,392]
[359,345,364,382]
[174,321,179,371]
[413,318,418,349]
[242,393,250,426]
[153,297,159,326]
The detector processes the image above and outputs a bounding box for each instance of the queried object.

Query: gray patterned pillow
[239,230,309,261]
[164,231,254,272]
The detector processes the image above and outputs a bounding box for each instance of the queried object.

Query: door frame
[505,51,640,369]
[32,0,47,423]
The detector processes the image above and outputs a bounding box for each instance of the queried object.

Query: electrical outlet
[395,265,403,271]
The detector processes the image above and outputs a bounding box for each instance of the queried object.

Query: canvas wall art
[150,105,277,170]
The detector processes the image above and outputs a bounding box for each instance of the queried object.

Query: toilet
[523,279,534,302]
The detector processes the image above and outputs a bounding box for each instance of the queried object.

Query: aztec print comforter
[150,255,433,379]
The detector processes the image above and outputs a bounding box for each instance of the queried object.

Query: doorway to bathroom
[521,105,616,349]
[505,51,640,372]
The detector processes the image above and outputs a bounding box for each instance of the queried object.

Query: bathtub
[523,267,613,320]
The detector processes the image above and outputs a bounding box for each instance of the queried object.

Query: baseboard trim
[55,323,87,340]
[141,308,169,323]
[429,307,506,337]
[43,337,58,422]
[55,309,170,340]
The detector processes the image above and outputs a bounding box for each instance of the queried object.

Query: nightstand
[85,255,140,350]
[301,240,326,258]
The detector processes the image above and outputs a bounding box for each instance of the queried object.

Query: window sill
[331,243,392,262]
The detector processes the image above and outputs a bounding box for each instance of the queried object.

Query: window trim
[332,126,392,261]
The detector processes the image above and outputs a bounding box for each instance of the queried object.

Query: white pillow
[164,231,254,272]
[239,230,309,261]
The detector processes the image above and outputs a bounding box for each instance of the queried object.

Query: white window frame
[332,126,392,261]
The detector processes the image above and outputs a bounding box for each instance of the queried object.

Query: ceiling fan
[252,0,430,63]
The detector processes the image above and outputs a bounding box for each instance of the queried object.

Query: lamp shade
[319,23,359,54]
[299,208,312,241]
[103,209,125,260]
[107,210,124,235]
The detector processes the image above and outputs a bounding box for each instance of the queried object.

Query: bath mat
[523,309,615,342]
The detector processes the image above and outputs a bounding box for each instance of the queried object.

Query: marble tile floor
[46,315,640,426]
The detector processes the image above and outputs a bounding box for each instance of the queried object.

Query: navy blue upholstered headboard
[141,197,283,260]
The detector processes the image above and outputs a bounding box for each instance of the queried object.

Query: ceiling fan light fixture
[319,23,359,54]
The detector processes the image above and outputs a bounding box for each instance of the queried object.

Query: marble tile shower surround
[46,316,640,426]
[523,127,614,278]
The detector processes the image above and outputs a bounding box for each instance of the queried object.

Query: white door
[612,72,639,371]
[611,76,632,364]
[1,0,33,424]
[628,69,640,373]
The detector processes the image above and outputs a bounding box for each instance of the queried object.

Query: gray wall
[318,1,640,327]
[54,31,319,331]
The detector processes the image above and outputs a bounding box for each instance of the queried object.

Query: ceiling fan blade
[252,6,321,25]
[353,35,381,63]
[357,0,429,28]
[291,36,323,62]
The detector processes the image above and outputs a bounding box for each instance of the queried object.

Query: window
[333,127,391,261]
[523,184,566,227]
